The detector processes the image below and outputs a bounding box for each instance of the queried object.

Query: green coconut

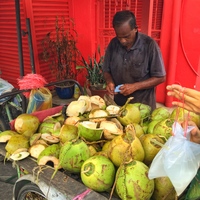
[151,176,176,200]
[59,139,90,173]
[118,103,141,126]
[153,118,175,140]
[151,107,171,121]
[115,160,154,200]
[37,143,61,169]
[131,123,144,138]
[14,114,40,138]
[0,130,18,143]
[59,124,78,144]
[81,155,116,192]
[5,134,29,156]
[146,120,161,134]
[78,121,103,141]
[108,124,145,167]
[38,121,61,134]
[170,107,200,127]
[133,103,152,123]
[140,134,165,166]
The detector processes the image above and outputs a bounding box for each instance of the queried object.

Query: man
[102,10,166,110]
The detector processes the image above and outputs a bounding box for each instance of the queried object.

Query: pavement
[0,155,18,200]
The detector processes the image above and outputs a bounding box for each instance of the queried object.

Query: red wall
[159,0,200,107]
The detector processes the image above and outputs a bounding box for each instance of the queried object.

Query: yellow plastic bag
[26,87,52,114]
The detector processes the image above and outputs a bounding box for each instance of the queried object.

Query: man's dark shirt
[102,32,166,110]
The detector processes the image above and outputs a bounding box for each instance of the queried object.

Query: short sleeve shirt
[102,32,166,110]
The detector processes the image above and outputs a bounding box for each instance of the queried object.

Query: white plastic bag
[148,122,200,196]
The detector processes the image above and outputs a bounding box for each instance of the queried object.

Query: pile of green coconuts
[1,95,200,200]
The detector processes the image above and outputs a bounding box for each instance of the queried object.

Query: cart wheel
[0,116,10,132]
[17,183,47,200]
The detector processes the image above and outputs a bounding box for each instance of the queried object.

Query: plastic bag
[148,122,200,196]
[0,78,14,103]
[26,87,52,114]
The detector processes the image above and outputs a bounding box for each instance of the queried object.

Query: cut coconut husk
[146,120,161,134]
[64,116,81,126]
[29,143,47,159]
[59,124,78,144]
[10,151,30,161]
[5,134,29,156]
[14,114,40,136]
[88,109,109,122]
[43,112,62,122]
[131,123,144,139]
[106,105,120,115]
[41,133,60,144]
[78,121,103,141]
[37,143,61,169]
[100,120,123,140]
[38,121,61,134]
[90,95,106,110]
[29,133,42,146]
[0,130,18,143]
[66,99,87,117]
[78,95,92,112]
[35,139,49,146]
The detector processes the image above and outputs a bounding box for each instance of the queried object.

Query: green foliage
[76,47,106,89]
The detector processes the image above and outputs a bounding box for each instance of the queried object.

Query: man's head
[112,10,138,49]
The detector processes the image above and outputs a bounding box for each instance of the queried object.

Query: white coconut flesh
[10,151,30,161]
[100,121,123,135]
[41,133,60,144]
[80,121,98,129]
[89,109,108,122]
[106,105,120,115]
[66,99,87,117]
[29,144,46,159]
[78,95,92,112]
[90,95,106,109]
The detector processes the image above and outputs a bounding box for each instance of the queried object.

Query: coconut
[29,133,41,146]
[59,139,90,173]
[117,103,141,126]
[5,134,29,156]
[133,103,152,123]
[115,160,154,200]
[37,143,61,169]
[131,122,144,138]
[108,124,144,167]
[151,176,176,200]
[151,107,171,121]
[38,121,61,134]
[88,109,109,122]
[29,143,47,159]
[100,120,123,140]
[59,124,78,144]
[78,95,92,112]
[0,130,18,143]
[146,120,161,134]
[41,133,60,144]
[81,155,116,192]
[153,118,174,140]
[10,151,30,161]
[66,99,87,117]
[14,114,40,137]
[106,105,120,115]
[90,95,106,110]
[64,116,81,126]
[78,121,103,141]
[140,134,165,166]
[171,107,200,127]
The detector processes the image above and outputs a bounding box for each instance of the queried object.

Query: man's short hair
[112,10,137,30]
